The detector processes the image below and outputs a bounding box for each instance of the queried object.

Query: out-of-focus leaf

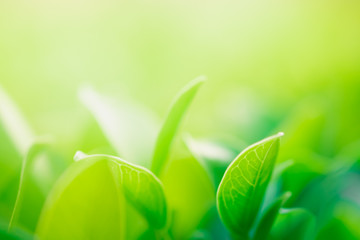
[341,170,360,207]
[74,153,167,229]
[317,217,359,240]
[317,201,360,240]
[269,208,316,240]
[189,230,212,240]
[272,159,294,179]
[281,163,322,207]
[332,139,360,172]
[75,114,117,156]
[293,166,350,231]
[278,99,326,151]
[216,132,283,237]
[0,86,34,222]
[137,226,171,240]
[331,201,360,238]
[79,87,159,167]
[137,228,157,240]
[184,136,238,188]
[0,221,33,240]
[162,155,214,239]
[0,86,34,157]
[9,142,47,231]
[36,158,126,239]
[151,76,206,176]
[253,192,291,240]
[75,150,167,239]
[261,160,294,211]
[277,99,330,171]
[0,124,21,191]
[122,201,148,239]
[30,146,68,196]
[194,206,231,240]
[8,142,67,233]
[0,176,18,224]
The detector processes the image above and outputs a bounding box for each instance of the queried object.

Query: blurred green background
[1,0,359,151]
[0,0,360,239]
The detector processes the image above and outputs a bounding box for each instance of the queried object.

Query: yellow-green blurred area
[1,0,360,239]
[0,0,359,149]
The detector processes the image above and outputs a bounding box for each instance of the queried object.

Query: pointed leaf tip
[216,133,283,236]
[151,77,205,176]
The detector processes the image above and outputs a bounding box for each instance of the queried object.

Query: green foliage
[0,221,32,240]
[79,87,159,167]
[0,86,33,223]
[36,158,126,240]
[36,153,167,239]
[0,76,359,240]
[253,192,291,240]
[217,133,283,238]
[162,155,214,239]
[151,76,205,176]
[184,136,238,188]
[269,208,316,240]
[3,139,67,234]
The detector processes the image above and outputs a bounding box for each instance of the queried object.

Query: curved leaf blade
[0,86,34,156]
[216,132,283,237]
[162,156,214,238]
[8,141,67,232]
[0,86,34,223]
[269,208,316,240]
[151,76,206,176]
[184,135,238,188]
[79,87,159,167]
[8,142,49,231]
[0,220,33,240]
[36,158,126,240]
[76,153,167,228]
[261,159,294,213]
[253,191,291,240]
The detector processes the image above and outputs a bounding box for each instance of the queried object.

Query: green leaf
[317,201,360,240]
[261,159,294,212]
[280,163,321,208]
[36,157,126,240]
[8,142,48,231]
[0,86,34,157]
[317,217,359,240]
[293,166,350,230]
[216,132,283,237]
[37,153,167,239]
[76,153,167,228]
[162,155,214,239]
[184,135,238,188]
[0,86,34,222]
[79,87,160,167]
[194,205,231,240]
[272,159,294,180]
[151,76,206,176]
[334,201,360,239]
[0,220,33,240]
[253,191,291,240]
[8,141,67,232]
[277,100,328,171]
[269,208,316,240]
